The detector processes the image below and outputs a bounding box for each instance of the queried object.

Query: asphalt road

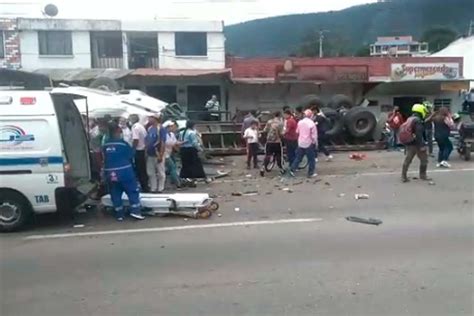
[1,153,473,316]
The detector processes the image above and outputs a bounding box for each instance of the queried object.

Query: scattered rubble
[346,216,382,226]
[355,194,370,200]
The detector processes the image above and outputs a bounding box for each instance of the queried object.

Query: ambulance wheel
[198,210,212,219]
[209,201,219,212]
[0,190,32,232]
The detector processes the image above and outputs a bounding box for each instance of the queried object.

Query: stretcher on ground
[101,193,219,219]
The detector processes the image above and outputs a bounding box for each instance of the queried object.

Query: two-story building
[0,17,230,116]
[370,36,429,57]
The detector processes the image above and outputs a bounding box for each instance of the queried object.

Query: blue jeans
[106,166,141,218]
[285,139,298,166]
[291,145,316,176]
[436,137,453,162]
[389,128,399,149]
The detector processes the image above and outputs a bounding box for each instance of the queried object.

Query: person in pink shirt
[289,109,318,178]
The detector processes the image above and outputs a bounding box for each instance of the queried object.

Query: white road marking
[24,218,323,240]
[213,168,474,183]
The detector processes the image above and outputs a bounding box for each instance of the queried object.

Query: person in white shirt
[119,117,133,146]
[163,120,182,189]
[243,120,260,169]
[129,114,149,192]
[205,95,220,121]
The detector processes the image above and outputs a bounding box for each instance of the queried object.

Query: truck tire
[321,107,344,137]
[0,190,32,232]
[344,107,377,138]
[300,94,325,109]
[328,94,354,110]
[89,77,120,92]
[372,113,388,141]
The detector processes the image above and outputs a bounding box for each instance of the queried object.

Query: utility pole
[318,30,329,58]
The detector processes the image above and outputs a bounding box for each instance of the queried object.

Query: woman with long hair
[178,121,210,186]
[433,107,455,168]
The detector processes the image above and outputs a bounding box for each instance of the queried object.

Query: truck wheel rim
[0,202,20,223]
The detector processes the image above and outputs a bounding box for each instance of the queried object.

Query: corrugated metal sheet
[32,68,133,82]
[130,68,231,77]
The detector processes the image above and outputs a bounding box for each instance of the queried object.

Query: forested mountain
[225,0,474,57]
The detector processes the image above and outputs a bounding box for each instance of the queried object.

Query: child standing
[243,121,260,169]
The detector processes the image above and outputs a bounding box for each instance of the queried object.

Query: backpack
[398,117,419,145]
[387,112,403,129]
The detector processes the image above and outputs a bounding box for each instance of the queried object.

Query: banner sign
[391,63,460,81]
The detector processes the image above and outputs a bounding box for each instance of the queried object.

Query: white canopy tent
[432,36,474,87]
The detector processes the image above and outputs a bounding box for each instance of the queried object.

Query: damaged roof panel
[31,68,133,82]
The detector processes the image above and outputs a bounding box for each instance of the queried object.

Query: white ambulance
[0,90,92,231]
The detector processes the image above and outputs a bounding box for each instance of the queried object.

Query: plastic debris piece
[234,207,240,212]
[282,187,290,191]
[349,153,367,160]
[428,181,436,186]
[245,174,252,178]
[217,213,222,217]
[338,193,346,197]
[243,191,259,196]
[346,216,382,226]
[355,194,370,200]
[73,224,85,228]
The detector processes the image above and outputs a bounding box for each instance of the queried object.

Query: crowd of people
[84,114,211,220]
[241,104,333,178]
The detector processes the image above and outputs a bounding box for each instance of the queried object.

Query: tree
[421,27,458,53]
[296,30,349,57]
[355,45,371,57]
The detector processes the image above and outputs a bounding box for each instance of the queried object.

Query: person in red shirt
[387,106,404,151]
[283,109,298,166]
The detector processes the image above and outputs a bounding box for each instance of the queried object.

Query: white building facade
[0,17,229,114]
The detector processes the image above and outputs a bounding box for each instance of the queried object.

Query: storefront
[227,56,467,117]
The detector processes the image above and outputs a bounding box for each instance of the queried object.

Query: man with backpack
[399,103,431,183]
[387,106,404,151]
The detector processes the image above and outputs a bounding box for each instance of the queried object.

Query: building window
[175,32,207,56]
[96,34,122,58]
[420,43,428,51]
[38,31,73,55]
[398,45,409,51]
[0,31,5,58]
[434,98,451,111]
[410,44,419,52]
[375,45,381,53]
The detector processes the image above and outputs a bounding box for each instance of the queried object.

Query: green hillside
[225,0,474,57]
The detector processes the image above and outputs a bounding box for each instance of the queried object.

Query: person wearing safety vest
[103,121,145,221]
[401,103,432,183]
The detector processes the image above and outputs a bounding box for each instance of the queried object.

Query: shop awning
[130,68,231,77]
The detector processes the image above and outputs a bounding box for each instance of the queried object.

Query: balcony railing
[92,57,123,69]
[128,56,159,69]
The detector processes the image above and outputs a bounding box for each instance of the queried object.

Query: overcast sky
[1,0,376,25]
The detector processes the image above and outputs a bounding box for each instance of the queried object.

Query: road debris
[349,153,366,160]
[243,191,259,196]
[217,213,223,217]
[428,181,436,186]
[355,194,370,200]
[346,216,382,226]
[234,207,240,212]
[324,182,331,186]
[338,193,346,198]
[231,192,243,196]
[281,188,294,193]
[73,224,85,228]
[245,174,252,178]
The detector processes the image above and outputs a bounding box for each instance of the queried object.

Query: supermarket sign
[391,63,460,81]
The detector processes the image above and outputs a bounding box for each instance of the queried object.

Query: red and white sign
[391,63,460,81]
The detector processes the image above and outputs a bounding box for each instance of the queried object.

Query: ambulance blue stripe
[0,157,64,166]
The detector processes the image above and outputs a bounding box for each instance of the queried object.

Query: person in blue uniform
[103,121,145,221]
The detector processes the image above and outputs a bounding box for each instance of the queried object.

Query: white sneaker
[130,213,145,220]
[441,161,451,168]
[436,163,442,168]
[308,173,318,178]
[326,155,334,162]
